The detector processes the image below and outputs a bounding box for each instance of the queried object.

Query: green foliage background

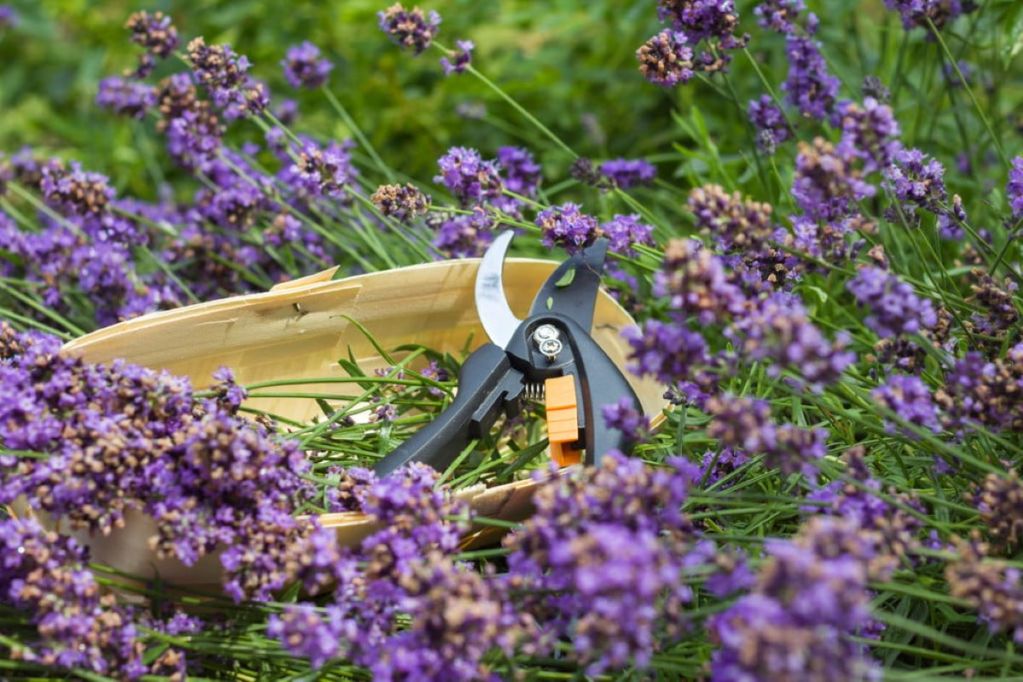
[3,0,1019,209]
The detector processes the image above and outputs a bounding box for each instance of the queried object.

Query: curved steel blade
[528,238,608,333]
[475,230,521,348]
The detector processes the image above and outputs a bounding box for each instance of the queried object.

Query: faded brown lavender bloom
[974,471,1023,554]
[946,532,1023,642]
[965,269,1020,342]
[873,306,953,371]
[569,157,612,190]
[688,184,774,253]
[371,183,432,223]
[125,11,179,77]
[936,343,1023,432]
[636,30,695,87]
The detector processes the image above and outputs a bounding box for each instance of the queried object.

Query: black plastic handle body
[504,313,642,466]
[373,343,524,477]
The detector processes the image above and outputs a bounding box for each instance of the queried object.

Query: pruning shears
[374,230,643,476]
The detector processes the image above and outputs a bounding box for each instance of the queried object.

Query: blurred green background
[1,0,1021,212]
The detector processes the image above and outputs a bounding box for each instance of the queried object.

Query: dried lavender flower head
[378,3,441,55]
[371,183,432,222]
[636,29,695,87]
[125,10,178,77]
[186,37,267,119]
[282,41,334,89]
[884,0,978,32]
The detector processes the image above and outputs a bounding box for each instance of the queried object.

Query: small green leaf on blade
[555,267,576,287]
[546,296,553,310]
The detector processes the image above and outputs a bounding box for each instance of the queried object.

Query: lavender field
[2,0,1023,679]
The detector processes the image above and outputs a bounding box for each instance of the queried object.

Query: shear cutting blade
[475,230,522,349]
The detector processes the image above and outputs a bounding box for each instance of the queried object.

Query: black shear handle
[373,344,522,477]
[564,323,643,467]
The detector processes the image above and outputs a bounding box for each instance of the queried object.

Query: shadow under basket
[23,258,667,588]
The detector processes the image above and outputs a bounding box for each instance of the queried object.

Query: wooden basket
[44,258,665,586]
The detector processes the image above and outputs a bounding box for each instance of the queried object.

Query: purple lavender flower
[186,37,267,119]
[636,30,695,87]
[710,517,889,681]
[689,183,776,254]
[39,161,114,217]
[164,107,224,171]
[504,452,702,673]
[873,374,941,435]
[808,447,923,559]
[699,447,750,486]
[430,206,494,258]
[728,292,855,389]
[1008,156,1023,219]
[947,536,1023,642]
[847,266,938,337]
[0,517,146,676]
[623,320,714,393]
[599,158,656,188]
[754,0,808,34]
[748,95,791,151]
[602,396,650,443]
[884,0,978,32]
[282,41,333,89]
[0,5,17,30]
[274,98,299,125]
[656,0,749,66]
[536,202,600,252]
[285,139,358,201]
[782,34,839,119]
[440,39,474,75]
[834,97,903,173]
[0,324,316,601]
[654,238,746,324]
[601,214,654,256]
[96,77,157,119]
[125,11,178,77]
[936,345,1023,432]
[496,146,541,197]
[378,3,441,55]
[975,472,1023,553]
[434,146,503,206]
[885,147,948,215]
[707,394,828,481]
[268,605,348,669]
[793,138,876,221]
[706,394,777,454]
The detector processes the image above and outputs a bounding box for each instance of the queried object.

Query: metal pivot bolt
[532,324,563,362]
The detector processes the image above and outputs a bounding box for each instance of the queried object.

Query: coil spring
[524,382,545,401]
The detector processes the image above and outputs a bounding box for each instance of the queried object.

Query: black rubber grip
[373,344,521,477]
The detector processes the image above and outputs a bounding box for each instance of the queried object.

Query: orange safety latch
[544,375,581,467]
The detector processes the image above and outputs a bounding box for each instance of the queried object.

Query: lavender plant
[1,0,1022,679]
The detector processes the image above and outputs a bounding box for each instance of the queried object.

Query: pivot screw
[533,324,562,362]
